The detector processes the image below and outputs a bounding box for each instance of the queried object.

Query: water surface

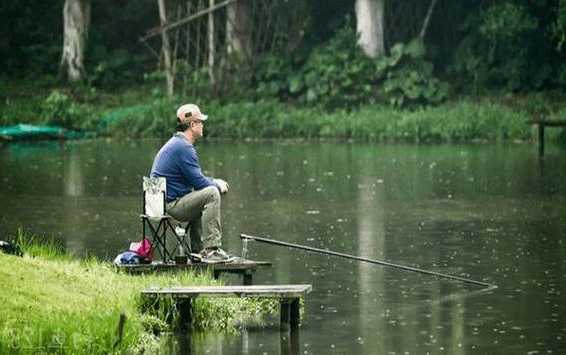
[1,139,565,354]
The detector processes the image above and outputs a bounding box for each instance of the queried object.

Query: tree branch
[419,0,438,40]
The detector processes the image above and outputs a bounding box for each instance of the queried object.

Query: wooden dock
[527,119,566,157]
[142,284,312,330]
[116,259,271,285]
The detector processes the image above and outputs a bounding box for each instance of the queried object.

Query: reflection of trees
[357,174,385,353]
[65,146,84,197]
[62,146,84,254]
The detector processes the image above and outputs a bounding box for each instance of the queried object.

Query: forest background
[2,0,566,142]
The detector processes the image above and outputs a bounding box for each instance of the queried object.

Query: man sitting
[150,103,234,263]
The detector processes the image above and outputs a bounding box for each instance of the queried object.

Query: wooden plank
[142,284,312,299]
[141,0,236,41]
[117,259,271,273]
[527,119,566,127]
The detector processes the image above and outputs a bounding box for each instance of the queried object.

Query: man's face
[190,119,204,139]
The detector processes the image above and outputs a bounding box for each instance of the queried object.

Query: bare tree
[226,0,251,60]
[208,0,216,85]
[355,0,385,58]
[59,0,91,82]
[158,0,175,97]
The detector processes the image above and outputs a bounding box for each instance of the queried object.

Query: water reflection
[357,174,385,353]
[1,140,566,354]
[62,147,85,254]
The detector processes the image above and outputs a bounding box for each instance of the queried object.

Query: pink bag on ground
[129,238,153,261]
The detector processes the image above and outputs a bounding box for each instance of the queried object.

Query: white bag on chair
[143,177,166,218]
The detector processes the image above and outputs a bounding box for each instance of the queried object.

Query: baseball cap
[176,104,208,123]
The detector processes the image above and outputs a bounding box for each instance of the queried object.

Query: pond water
[1,139,566,354]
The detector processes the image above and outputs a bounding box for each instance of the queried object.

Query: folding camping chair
[141,176,191,262]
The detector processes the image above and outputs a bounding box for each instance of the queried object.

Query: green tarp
[0,124,80,140]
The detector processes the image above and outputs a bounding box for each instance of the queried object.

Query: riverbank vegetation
[2,1,566,143]
[0,231,276,354]
[2,80,566,143]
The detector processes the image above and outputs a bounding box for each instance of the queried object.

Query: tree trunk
[355,0,385,58]
[158,0,174,98]
[208,0,216,85]
[226,0,251,60]
[59,0,90,82]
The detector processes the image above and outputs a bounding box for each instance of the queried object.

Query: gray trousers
[166,186,222,252]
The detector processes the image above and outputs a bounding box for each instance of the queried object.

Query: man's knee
[203,186,220,202]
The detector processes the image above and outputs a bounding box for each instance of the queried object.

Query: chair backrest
[143,176,166,217]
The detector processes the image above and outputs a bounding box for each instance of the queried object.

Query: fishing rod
[240,233,496,289]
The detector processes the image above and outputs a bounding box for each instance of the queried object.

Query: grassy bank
[0,232,276,354]
[2,80,566,142]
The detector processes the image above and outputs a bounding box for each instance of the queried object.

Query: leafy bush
[452,2,548,92]
[253,23,448,109]
[41,90,88,128]
[88,49,141,87]
[378,40,449,107]
[295,24,376,109]
[254,55,296,98]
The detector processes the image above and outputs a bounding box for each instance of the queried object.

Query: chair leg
[166,219,192,255]
[144,218,171,262]
[142,217,194,263]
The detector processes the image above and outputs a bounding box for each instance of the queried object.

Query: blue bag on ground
[113,251,145,265]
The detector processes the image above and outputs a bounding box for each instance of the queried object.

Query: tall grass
[107,98,533,142]
[2,79,561,142]
[0,232,276,354]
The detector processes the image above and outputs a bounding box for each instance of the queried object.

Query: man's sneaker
[200,248,236,264]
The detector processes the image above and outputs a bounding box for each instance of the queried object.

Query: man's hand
[214,178,230,194]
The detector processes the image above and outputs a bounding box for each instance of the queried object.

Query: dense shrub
[254,24,448,109]
[452,2,552,92]
[41,90,90,129]
[378,39,449,107]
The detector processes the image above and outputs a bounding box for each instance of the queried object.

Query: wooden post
[280,329,300,355]
[243,270,253,285]
[280,299,291,330]
[177,298,193,330]
[280,298,300,330]
[538,123,545,158]
[289,299,300,330]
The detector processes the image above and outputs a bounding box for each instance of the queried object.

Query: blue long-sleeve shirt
[150,133,217,202]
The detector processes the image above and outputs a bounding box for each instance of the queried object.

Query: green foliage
[254,55,295,98]
[296,24,376,109]
[13,228,70,261]
[0,1,63,76]
[88,49,141,87]
[74,89,540,142]
[41,90,88,129]
[378,40,449,107]
[452,2,550,92]
[0,230,277,353]
[254,25,448,109]
[101,96,172,137]
[551,0,566,52]
[478,2,537,40]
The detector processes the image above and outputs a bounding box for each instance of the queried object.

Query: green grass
[73,96,543,142]
[2,79,565,142]
[0,232,277,354]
